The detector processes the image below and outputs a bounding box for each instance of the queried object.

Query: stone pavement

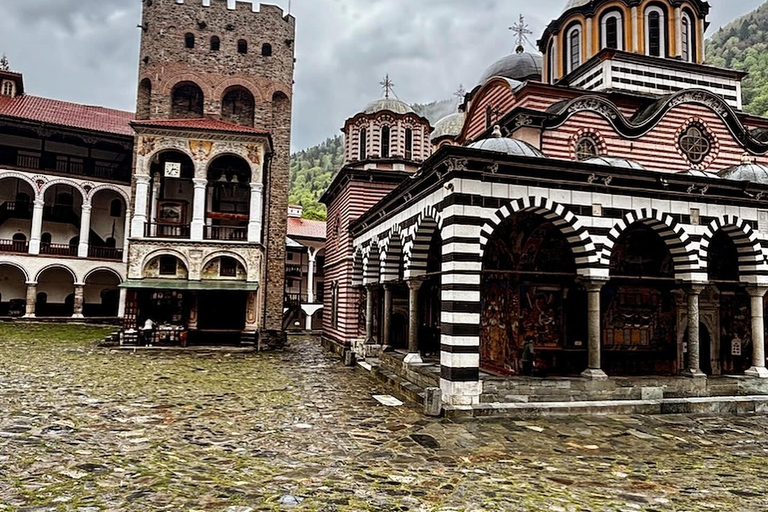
[1,324,768,511]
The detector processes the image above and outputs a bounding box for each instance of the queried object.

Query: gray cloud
[0,0,763,151]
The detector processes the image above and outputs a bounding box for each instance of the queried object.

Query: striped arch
[363,243,381,285]
[404,206,442,279]
[699,215,766,281]
[479,196,599,275]
[380,228,404,283]
[601,208,699,279]
[351,249,364,287]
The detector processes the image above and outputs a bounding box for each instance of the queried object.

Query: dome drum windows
[381,126,391,158]
[565,24,582,74]
[600,11,623,51]
[681,11,695,63]
[645,6,668,58]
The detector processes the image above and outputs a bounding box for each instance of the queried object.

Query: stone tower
[127,0,296,346]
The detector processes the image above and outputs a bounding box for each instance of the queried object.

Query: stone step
[446,395,768,419]
[358,359,425,405]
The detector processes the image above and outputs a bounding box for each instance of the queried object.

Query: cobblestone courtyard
[1,325,768,511]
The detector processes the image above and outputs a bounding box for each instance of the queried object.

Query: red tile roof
[287,217,326,240]
[0,94,134,136]
[131,118,270,135]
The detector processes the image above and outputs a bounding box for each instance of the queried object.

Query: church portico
[348,146,768,405]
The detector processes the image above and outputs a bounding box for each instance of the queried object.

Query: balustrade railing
[144,222,191,239]
[204,225,247,241]
[41,243,77,257]
[88,246,124,261]
[0,239,29,254]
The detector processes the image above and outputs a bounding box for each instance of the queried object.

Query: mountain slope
[706,1,768,116]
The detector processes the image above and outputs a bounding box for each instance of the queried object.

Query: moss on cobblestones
[1,324,768,511]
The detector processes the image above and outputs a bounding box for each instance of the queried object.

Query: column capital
[81,204,92,213]
[407,278,425,291]
[383,281,396,291]
[25,281,38,286]
[33,198,45,207]
[747,285,768,298]
[582,279,607,292]
[135,175,151,185]
[192,178,208,188]
[74,282,85,288]
[685,284,706,295]
[251,183,265,192]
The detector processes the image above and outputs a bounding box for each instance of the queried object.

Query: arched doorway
[707,230,751,375]
[205,155,251,241]
[418,230,442,357]
[0,177,34,253]
[604,224,677,376]
[89,190,126,260]
[36,266,75,317]
[41,184,82,256]
[0,264,28,316]
[480,211,581,376]
[84,270,121,317]
[147,151,195,238]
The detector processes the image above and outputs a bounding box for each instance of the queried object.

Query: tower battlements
[166,0,294,25]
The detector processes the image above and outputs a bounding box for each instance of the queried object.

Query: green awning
[120,279,259,292]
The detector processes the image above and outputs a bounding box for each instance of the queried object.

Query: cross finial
[0,54,9,71]
[454,84,466,100]
[380,74,395,99]
[509,14,533,53]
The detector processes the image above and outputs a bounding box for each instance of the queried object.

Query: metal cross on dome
[380,74,395,99]
[509,14,533,53]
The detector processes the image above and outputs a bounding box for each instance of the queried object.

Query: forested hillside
[289,98,459,220]
[706,1,768,116]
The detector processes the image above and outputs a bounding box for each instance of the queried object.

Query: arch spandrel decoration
[600,208,701,281]
[699,215,767,282]
[479,197,599,277]
[404,206,443,279]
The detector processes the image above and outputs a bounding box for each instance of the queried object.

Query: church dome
[478,47,543,84]
[583,156,646,171]
[718,163,768,183]
[468,126,546,158]
[562,0,591,12]
[363,97,414,115]
[431,112,465,142]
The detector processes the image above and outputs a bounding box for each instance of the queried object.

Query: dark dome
[583,156,646,171]
[467,126,546,158]
[718,163,768,183]
[478,47,543,84]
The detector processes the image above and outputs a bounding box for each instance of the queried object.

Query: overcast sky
[0,0,764,151]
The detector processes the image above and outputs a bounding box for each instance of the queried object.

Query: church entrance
[480,211,584,376]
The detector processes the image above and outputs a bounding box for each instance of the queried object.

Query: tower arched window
[566,25,582,74]
[381,126,391,158]
[681,12,694,62]
[185,33,195,49]
[210,36,220,52]
[601,12,623,50]
[645,6,666,58]
[238,39,248,54]
[359,128,367,160]
[262,43,272,57]
[405,128,413,160]
[547,40,556,83]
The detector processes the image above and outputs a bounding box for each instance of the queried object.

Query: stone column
[122,208,131,263]
[248,183,264,244]
[29,198,44,255]
[149,175,159,224]
[77,204,92,258]
[405,279,424,364]
[581,280,608,379]
[365,285,376,344]
[188,294,199,331]
[674,7,682,57]
[382,283,393,348]
[746,286,768,378]
[631,6,639,52]
[131,176,151,238]
[72,284,85,319]
[307,248,317,303]
[683,286,706,378]
[190,178,207,241]
[117,287,127,318]
[24,282,37,318]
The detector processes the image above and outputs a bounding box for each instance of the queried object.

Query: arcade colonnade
[352,185,768,405]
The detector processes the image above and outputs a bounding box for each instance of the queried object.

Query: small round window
[679,124,711,164]
[575,136,599,161]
